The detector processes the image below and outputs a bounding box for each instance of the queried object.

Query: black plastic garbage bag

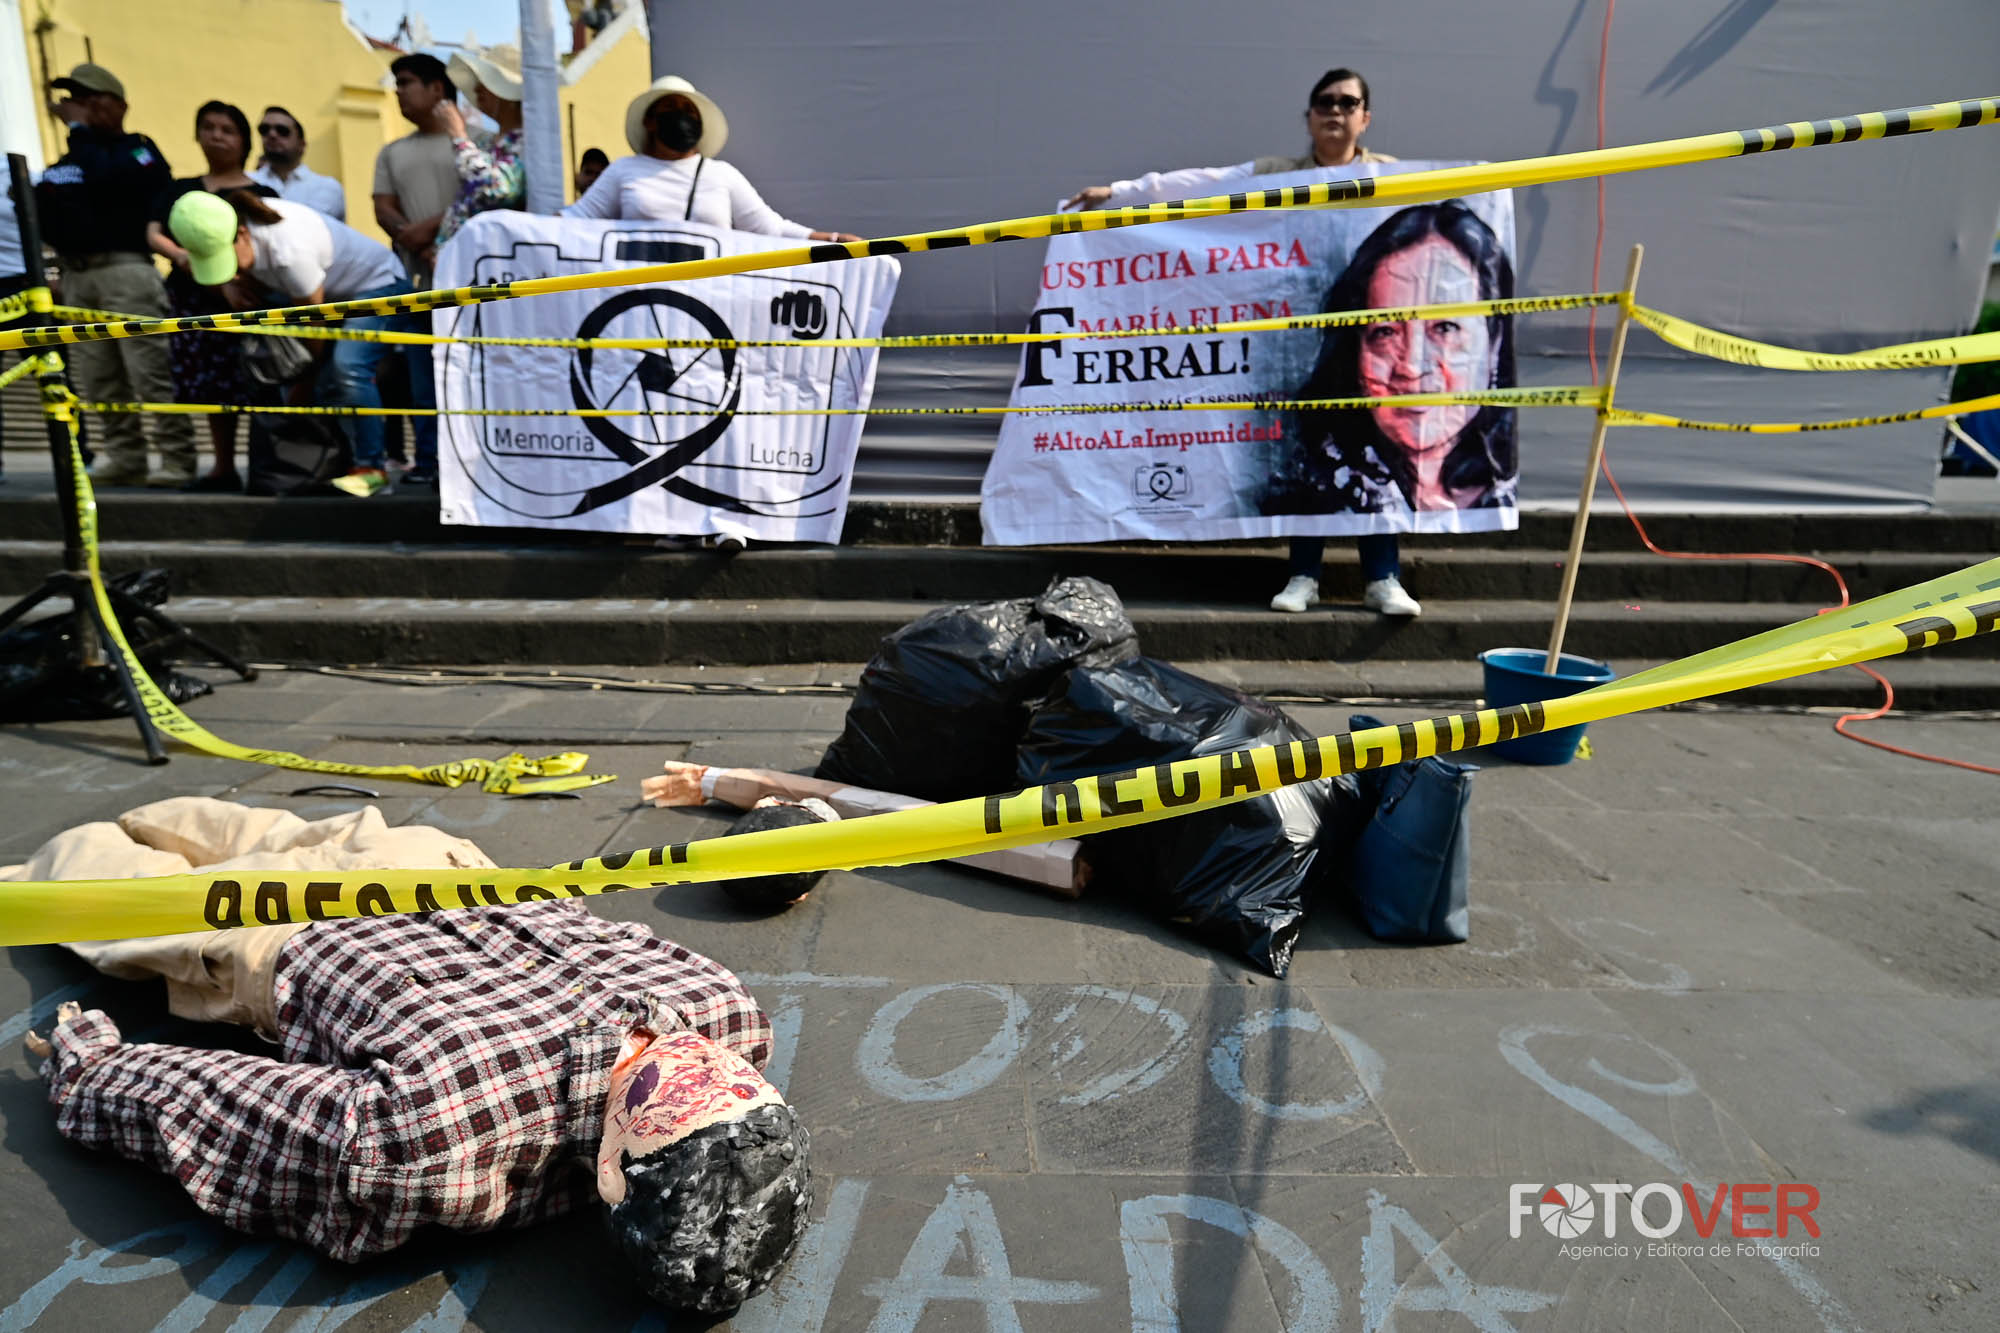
[1017,658,1366,977]
[817,576,1138,802]
[0,569,213,723]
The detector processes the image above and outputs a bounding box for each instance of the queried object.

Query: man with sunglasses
[1060,68,1422,621]
[249,107,348,221]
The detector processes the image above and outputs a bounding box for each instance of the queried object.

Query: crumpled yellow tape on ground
[1631,304,2000,372]
[24,384,615,801]
[3,95,1994,353]
[3,554,1994,947]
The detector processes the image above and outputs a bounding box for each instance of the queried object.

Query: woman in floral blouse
[435,44,526,246]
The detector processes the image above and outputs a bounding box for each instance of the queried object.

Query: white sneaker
[1269,574,1319,613]
[1363,576,1422,617]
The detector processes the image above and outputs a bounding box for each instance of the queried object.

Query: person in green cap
[168,189,415,497]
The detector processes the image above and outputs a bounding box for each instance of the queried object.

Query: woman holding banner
[1062,68,1422,617]
[1263,202,1516,529]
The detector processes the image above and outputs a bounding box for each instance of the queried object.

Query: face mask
[654,108,702,153]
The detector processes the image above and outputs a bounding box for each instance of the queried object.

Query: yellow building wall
[21,0,399,241]
[20,0,649,228]
[558,16,649,203]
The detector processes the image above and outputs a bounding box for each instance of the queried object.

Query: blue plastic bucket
[1477,648,1618,765]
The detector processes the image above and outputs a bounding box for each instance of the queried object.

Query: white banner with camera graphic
[433,212,898,541]
[980,164,1515,546]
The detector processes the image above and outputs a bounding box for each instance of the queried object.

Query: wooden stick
[1545,243,1644,674]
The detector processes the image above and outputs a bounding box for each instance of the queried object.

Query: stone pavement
[0,663,1994,1331]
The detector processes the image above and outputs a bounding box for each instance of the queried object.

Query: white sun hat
[448,43,523,102]
[624,75,728,157]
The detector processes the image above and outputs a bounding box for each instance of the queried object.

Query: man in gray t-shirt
[371,53,460,288]
[365,52,458,485]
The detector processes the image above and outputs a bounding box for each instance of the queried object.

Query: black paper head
[718,799,836,913]
[606,1101,812,1312]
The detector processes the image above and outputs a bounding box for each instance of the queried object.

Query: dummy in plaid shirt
[42,900,772,1262]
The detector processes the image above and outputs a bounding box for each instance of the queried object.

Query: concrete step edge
[0,539,1975,565]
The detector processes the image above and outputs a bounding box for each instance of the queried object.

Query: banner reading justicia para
[980,163,1516,546]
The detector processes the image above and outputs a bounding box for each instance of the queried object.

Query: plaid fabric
[44,900,771,1261]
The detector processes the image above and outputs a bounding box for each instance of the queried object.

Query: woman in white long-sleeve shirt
[1062,68,1399,212]
[565,76,859,242]
[1060,67,1422,621]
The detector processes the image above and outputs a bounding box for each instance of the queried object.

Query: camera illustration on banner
[1133,461,1192,503]
[433,214,900,541]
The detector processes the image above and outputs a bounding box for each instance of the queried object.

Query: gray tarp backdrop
[646,0,2000,513]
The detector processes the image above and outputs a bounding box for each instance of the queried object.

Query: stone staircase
[2,452,1996,705]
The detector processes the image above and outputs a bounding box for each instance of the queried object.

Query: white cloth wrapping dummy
[641,762,1089,898]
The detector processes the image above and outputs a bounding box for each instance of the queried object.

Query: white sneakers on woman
[1362,576,1423,616]
[1268,573,1422,616]
[1269,575,1319,613]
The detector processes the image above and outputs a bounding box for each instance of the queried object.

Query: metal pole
[12,152,99,669]
[519,0,565,214]
[1544,243,1644,675]
[9,153,88,568]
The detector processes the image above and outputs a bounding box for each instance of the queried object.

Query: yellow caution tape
[46,292,1619,353]
[43,304,127,322]
[4,95,1993,353]
[71,385,1603,420]
[0,352,49,390]
[1609,391,2000,433]
[0,283,54,329]
[1631,304,2000,371]
[3,553,1994,946]
[29,390,616,799]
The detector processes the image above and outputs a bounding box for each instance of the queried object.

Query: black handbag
[1345,713,1476,943]
[244,413,351,497]
[239,331,316,386]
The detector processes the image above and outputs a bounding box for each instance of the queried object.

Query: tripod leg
[166,624,260,683]
[103,585,259,682]
[81,594,168,765]
[0,574,66,637]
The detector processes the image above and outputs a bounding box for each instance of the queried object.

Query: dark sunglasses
[1311,94,1364,115]
[256,122,296,137]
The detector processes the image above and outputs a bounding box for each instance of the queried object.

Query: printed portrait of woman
[1263,201,1516,518]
